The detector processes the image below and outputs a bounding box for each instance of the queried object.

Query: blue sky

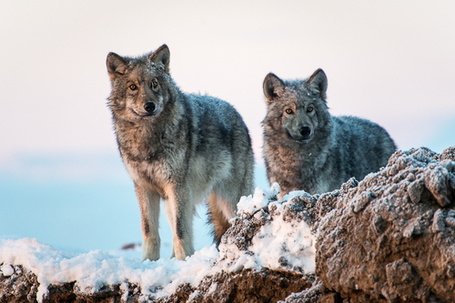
[1,0,454,253]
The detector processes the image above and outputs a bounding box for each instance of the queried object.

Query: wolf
[262,69,396,199]
[106,44,254,261]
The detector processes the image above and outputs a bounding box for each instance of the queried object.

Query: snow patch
[250,206,315,273]
[0,264,14,277]
[224,184,315,274]
[237,183,279,215]
[0,238,218,302]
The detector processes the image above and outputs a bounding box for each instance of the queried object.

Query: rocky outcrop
[314,147,455,302]
[1,147,454,302]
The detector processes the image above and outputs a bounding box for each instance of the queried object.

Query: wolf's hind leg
[135,185,161,261]
[207,191,235,246]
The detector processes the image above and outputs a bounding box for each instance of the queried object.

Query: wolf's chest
[123,155,173,191]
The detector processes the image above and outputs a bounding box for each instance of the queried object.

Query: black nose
[144,102,156,113]
[300,126,312,138]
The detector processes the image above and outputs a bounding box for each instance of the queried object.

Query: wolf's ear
[149,44,170,73]
[106,53,128,80]
[263,73,286,105]
[305,69,328,101]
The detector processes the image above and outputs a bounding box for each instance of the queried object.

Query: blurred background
[1,0,454,256]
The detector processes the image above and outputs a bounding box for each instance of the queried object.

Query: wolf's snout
[300,126,312,139]
[144,102,156,114]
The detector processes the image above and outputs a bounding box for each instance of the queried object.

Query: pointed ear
[106,52,128,80]
[149,44,170,73]
[306,69,328,100]
[263,73,286,105]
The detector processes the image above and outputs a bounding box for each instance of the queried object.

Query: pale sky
[1,0,455,178]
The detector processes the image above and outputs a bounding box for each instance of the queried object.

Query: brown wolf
[106,45,254,260]
[263,69,396,199]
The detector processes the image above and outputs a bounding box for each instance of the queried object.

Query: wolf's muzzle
[144,102,156,114]
[300,126,312,140]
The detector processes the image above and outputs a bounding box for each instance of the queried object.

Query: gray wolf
[106,44,254,261]
[262,69,396,199]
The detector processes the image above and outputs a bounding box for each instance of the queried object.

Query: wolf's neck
[113,103,184,162]
[114,120,156,159]
[269,133,333,166]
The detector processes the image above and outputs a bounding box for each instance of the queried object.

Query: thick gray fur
[262,69,396,199]
[106,45,254,261]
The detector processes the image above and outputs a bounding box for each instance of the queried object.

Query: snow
[219,184,315,274]
[237,183,280,215]
[0,238,218,302]
[249,205,315,273]
[0,264,14,277]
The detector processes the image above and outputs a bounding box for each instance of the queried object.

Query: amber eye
[285,108,293,114]
[151,78,159,90]
[129,84,137,90]
[307,106,314,113]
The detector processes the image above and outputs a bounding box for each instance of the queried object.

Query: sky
[1,0,454,252]
[1,0,455,173]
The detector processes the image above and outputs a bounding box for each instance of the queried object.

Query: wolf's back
[183,93,254,194]
[332,115,396,182]
[185,94,252,151]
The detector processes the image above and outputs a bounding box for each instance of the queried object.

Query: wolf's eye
[129,84,137,91]
[285,108,293,114]
[307,106,314,113]
[151,78,159,90]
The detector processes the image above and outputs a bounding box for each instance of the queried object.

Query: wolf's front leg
[165,189,195,260]
[163,200,176,258]
[135,184,161,261]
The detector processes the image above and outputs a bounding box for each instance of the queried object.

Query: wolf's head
[263,69,332,146]
[106,45,176,122]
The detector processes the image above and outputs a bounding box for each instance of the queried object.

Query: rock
[315,147,455,302]
[187,270,314,303]
[281,277,338,303]
[424,160,455,207]
[0,265,38,302]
